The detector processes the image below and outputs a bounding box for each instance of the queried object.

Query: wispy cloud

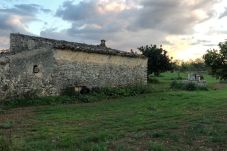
[0,3,50,49]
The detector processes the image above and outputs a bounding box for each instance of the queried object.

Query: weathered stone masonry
[0,33,147,101]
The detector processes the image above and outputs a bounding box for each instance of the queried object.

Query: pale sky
[0,0,227,60]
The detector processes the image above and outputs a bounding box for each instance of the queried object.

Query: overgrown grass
[0,72,226,151]
[170,80,208,91]
[1,84,151,108]
[148,75,160,84]
[2,96,73,109]
[0,136,10,151]
[0,121,13,129]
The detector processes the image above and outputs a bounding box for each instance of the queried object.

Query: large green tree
[138,45,173,76]
[203,41,227,80]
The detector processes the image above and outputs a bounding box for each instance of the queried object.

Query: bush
[99,85,149,97]
[219,80,227,83]
[0,137,10,151]
[78,85,150,103]
[184,82,197,91]
[0,121,13,129]
[170,80,183,89]
[2,85,151,108]
[148,75,160,84]
[170,80,207,91]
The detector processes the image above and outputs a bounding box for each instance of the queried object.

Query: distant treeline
[172,58,207,72]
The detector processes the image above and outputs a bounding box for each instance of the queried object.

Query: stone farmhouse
[0,33,147,101]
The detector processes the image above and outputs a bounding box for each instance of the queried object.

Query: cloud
[42,1,140,49]
[190,39,213,46]
[219,8,227,18]
[0,4,50,49]
[49,0,219,52]
[40,28,75,42]
[131,0,218,34]
[55,0,138,40]
[55,0,218,35]
[56,1,100,21]
[0,4,51,16]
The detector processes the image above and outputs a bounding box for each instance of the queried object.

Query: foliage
[2,85,151,108]
[95,85,149,97]
[0,137,10,151]
[173,58,206,72]
[148,142,166,151]
[0,121,13,129]
[66,85,151,103]
[203,41,227,80]
[138,45,173,76]
[148,75,160,84]
[170,80,208,91]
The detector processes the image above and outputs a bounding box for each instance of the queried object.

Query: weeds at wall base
[1,85,151,109]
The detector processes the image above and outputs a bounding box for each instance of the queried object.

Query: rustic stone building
[0,33,147,101]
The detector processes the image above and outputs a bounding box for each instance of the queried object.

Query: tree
[203,41,227,80]
[138,45,173,76]
[177,58,206,72]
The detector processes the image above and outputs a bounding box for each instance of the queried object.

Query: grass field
[0,72,227,151]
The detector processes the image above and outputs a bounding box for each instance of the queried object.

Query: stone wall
[0,48,58,101]
[0,55,10,100]
[53,50,147,90]
[0,33,147,101]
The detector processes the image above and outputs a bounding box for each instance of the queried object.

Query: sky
[0,0,227,60]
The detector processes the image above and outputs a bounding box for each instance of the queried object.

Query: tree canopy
[173,58,206,72]
[138,45,173,76]
[203,41,227,80]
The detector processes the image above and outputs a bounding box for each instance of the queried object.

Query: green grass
[0,72,226,151]
[2,85,151,109]
[0,121,13,129]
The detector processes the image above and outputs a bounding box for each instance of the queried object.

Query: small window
[33,65,40,73]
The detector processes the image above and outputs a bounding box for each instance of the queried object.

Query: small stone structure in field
[183,73,207,87]
[0,33,147,101]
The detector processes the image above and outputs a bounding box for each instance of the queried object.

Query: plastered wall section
[53,50,147,89]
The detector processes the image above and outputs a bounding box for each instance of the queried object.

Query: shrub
[219,80,227,83]
[170,80,183,89]
[184,82,197,91]
[0,121,13,129]
[148,76,160,84]
[0,108,5,114]
[87,84,150,99]
[0,137,10,151]
[170,80,207,91]
[2,85,151,108]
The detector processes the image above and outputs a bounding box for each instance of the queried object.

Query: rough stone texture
[0,48,58,101]
[0,33,147,101]
[53,50,147,90]
[10,33,144,58]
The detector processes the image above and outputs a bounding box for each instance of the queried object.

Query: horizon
[0,0,227,61]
